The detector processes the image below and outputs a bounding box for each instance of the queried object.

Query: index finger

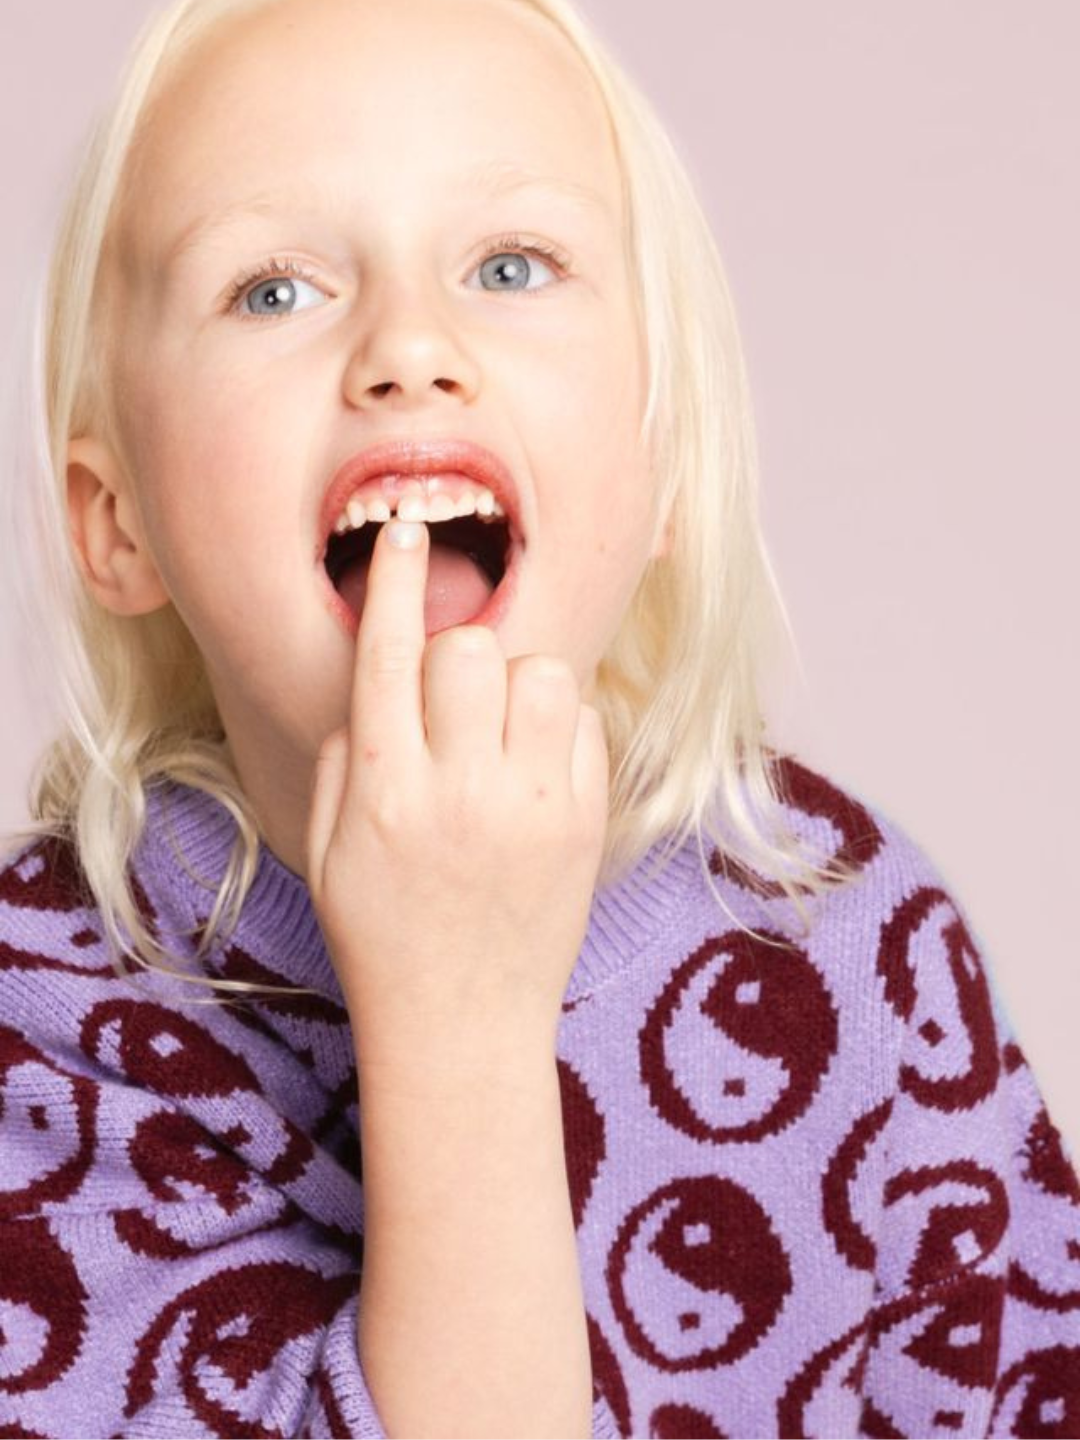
[351,518,430,766]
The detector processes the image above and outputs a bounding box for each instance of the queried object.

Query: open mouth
[324,509,517,633]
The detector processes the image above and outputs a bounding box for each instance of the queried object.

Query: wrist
[351,1005,560,1091]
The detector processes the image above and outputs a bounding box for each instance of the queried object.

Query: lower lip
[321,536,524,642]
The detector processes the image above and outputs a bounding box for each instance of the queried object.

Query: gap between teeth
[334,484,505,535]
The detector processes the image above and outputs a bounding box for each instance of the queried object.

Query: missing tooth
[325,513,511,593]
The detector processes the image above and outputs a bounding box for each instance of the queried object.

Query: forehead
[121,0,623,264]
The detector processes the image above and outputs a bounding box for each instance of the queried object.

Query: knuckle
[525,654,575,684]
[315,727,348,765]
[361,637,416,681]
[424,627,499,683]
[439,625,499,659]
[367,785,412,841]
[516,655,577,705]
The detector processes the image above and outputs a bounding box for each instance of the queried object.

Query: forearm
[354,1025,592,1439]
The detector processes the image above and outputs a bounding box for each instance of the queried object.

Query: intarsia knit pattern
[0,755,1077,1438]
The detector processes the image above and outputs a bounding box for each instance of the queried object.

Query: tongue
[337,539,494,633]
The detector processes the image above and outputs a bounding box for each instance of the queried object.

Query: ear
[67,436,171,615]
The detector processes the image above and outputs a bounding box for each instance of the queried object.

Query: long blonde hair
[4,0,865,1000]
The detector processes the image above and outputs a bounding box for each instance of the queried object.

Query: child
[1,0,1077,1435]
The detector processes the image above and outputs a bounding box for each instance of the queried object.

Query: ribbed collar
[134,780,705,1005]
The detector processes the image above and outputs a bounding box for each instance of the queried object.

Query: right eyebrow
[162,195,309,270]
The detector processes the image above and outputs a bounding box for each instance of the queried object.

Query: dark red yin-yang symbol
[607,1174,792,1371]
[80,999,261,1099]
[124,1260,354,1436]
[640,931,838,1144]
[878,886,1000,1111]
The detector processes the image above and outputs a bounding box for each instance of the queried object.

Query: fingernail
[387,519,424,550]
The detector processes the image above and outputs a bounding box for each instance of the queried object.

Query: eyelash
[223,234,573,320]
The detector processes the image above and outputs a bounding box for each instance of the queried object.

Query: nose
[341,283,481,411]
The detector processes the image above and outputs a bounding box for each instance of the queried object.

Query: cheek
[561,472,656,642]
[120,376,275,558]
[591,509,656,601]
[546,336,642,436]
[536,353,649,529]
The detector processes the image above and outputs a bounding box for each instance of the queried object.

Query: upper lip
[318,437,524,557]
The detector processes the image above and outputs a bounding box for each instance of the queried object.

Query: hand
[305,519,610,1058]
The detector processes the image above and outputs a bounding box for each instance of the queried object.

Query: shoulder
[0,829,162,1052]
[775,750,980,949]
[715,751,1002,1017]
[762,750,1017,1039]
[711,748,962,923]
[0,826,164,966]
[0,829,107,974]
[769,749,952,889]
[0,828,96,914]
[0,831,294,1167]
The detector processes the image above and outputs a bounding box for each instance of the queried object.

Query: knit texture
[0,754,1077,1438]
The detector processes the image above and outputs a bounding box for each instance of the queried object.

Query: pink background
[1,1,1076,1159]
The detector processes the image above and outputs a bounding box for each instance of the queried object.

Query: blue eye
[472,246,561,294]
[242,273,326,318]
[227,237,569,321]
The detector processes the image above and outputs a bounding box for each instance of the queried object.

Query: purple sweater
[0,755,1077,1438]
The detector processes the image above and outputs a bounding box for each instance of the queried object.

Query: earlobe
[66,436,170,615]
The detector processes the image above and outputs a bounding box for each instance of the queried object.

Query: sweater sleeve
[855,877,1080,1438]
[0,1004,617,1440]
[0,1011,382,1437]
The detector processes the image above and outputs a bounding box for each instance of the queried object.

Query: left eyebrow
[161,164,613,271]
[459,159,613,216]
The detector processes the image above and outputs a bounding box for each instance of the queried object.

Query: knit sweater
[0,755,1077,1440]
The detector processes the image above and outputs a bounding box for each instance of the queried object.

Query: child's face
[77,0,665,868]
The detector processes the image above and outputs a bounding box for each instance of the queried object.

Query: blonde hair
[4,0,865,1001]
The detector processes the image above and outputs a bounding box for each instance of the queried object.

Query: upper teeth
[333,480,506,535]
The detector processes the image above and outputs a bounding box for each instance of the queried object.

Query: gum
[341,472,491,513]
